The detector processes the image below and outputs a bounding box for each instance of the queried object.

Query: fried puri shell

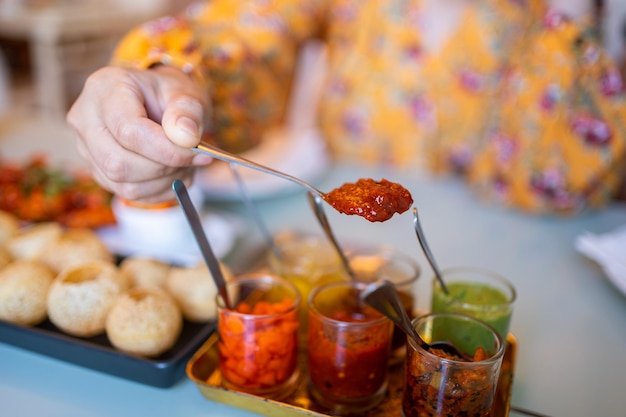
[166,262,233,322]
[0,260,55,326]
[119,256,171,289]
[106,287,183,357]
[6,222,63,261]
[0,210,20,247]
[47,260,129,337]
[37,228,114,274]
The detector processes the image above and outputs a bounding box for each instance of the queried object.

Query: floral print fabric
[112,0,625,214]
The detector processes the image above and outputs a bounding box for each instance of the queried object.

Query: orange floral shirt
[112,0,626,214]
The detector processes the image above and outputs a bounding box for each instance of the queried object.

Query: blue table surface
[1,130,625,417]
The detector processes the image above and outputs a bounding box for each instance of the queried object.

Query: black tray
[0,317,215,388]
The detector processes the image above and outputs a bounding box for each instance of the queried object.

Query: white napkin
[575,224,626,295]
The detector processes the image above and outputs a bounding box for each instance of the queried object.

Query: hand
[67,65,213,204]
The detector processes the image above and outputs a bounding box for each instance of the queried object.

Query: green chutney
[431,282,512,339]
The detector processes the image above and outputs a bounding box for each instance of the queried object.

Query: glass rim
[308,280,390,328]
[346,245,422,286]
[433,266,517,307]
[216,273,301,317]
[408,312,506,366]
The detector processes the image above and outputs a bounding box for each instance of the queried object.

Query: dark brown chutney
[402,347,495,417]
[324,178,413,222]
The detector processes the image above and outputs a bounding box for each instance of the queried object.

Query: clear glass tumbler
[402,312,505,417]
[430,267,516,339]
[348,245,421,364]
[267,231,347,345]
[429,267,516,414]
[217,273,301,400]
[307,281,394,415]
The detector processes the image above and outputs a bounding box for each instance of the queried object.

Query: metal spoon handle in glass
[230,163,282,260]
[362,281,427,350]
[306,191,356,279]
[172,179,231,310]
[362,281,467,358]
[412,207,449,295]
[195,141,325,197]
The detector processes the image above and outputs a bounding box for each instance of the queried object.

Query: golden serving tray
[186,332,517,416]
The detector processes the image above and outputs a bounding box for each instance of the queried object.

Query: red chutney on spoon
[324,178,413,222]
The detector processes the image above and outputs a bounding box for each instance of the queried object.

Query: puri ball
[0,246,12,269]
[0,260,55,326]
[166,262,233,322]
[37,228,114,274]
[106,287,183,357]
[6,222,63,260]
[119,257,171,289]
[47,260,129,337]
[0,210,20,247]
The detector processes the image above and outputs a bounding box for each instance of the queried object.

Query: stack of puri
[0,210,232,358]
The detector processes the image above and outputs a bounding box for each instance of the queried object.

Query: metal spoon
[195,141,411,223]
[412,207,449,294]
[172,179,231,310]
[306,191,356,279]
[230,163,282,260]
[195,141,326,198]
[362,281,467,358]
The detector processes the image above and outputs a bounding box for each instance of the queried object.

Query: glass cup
[216,273,300,400]
[267,231,348,344]
[402,313,505,417]
[430,267,516,340]
[307,281,394,415]
[429,267,516,414]
[347,245,421,364]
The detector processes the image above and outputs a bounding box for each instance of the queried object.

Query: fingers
[162,98,204,149]
[102,67,200,167]
[153,65,209,149]
[67,66,211,203]
[74,124,172,193]
[76,131,199,203]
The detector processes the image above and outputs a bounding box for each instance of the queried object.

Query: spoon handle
[362,281,427,350]
[230,164,282,260]
[306,192,356,279]
[412,207,449,294]
[195,141,325,197]
[172,179,231,310]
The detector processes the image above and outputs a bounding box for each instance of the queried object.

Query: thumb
[161,95,206,149]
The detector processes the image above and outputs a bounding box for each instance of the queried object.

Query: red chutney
[307,307,392,399]
[217,298,299,392]
[323,178,413,222]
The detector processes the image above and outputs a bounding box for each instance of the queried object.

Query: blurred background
[0,0,625,121]
[0,0,193,120]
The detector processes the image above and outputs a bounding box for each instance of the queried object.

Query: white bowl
[111,185,204,254]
